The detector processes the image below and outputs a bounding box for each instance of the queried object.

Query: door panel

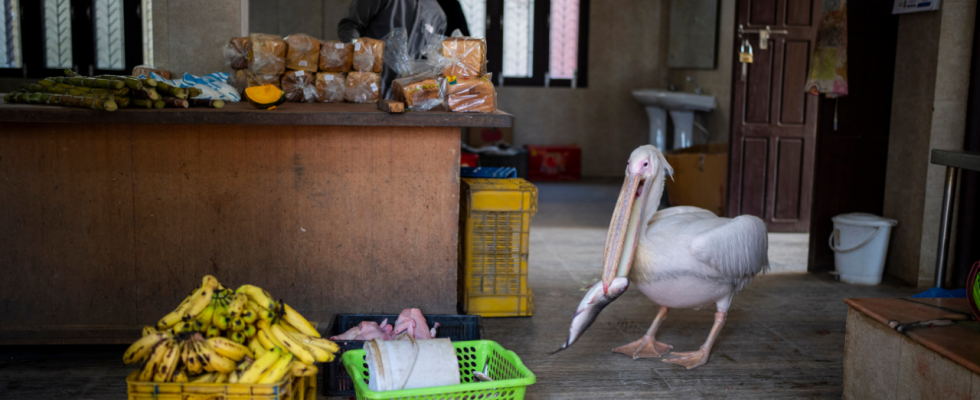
[730,0,820,232]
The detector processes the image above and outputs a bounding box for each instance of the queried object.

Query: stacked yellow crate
[459,178,537,317]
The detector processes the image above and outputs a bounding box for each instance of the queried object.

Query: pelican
[553,145,769,369]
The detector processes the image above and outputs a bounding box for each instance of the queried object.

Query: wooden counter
[0,100,512,344]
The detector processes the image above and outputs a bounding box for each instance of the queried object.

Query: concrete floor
[0,181,917,399]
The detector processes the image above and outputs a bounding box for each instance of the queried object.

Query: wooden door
[729,0,820,232]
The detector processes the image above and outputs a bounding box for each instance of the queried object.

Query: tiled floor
[0,181,917,399]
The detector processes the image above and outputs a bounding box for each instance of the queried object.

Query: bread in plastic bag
[392,73,442,111]
[229,69,248,94]
[441,36,486,77]
[248,33,287,76]
[320,40,353,72]
[284,33,320,72]
[281,70,317,102]
[245,70,282,89]
[345,71,380,103]
[315,72,346,103]
[224,37,251,70]
[352,37,384,73]
[132,65,171,80]
[444,74,495,113]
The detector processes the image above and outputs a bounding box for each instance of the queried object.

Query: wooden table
[0,100,511,344]
[843,298,980,399]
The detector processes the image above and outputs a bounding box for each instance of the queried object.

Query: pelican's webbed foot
[661,347,709,369]
[613,335,673,359]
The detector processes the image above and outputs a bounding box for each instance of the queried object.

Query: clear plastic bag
[281,70,317,102]
[245,70,282,89]
[248,33,287,76]
[392,72,442,111]
[320,40,353,72]
[223,37,251,70]
[352,37,384,73]
[441,35,486,78]
[384,28,440,78]
[284,33,320,72]
[346,71,381,103]
[229,70,248,94]
[444,74,495,113]
[316,72,346,103]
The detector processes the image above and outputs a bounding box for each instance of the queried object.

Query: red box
[526,145,581,181]
[461,153,479,168]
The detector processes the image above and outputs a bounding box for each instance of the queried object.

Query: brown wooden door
[729,0,820,232]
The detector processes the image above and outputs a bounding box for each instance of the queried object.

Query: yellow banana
[241,309,258,324]
[151,341,177,382]
[279,321,301,335]
[247,301,276,321]
[173,370,188,383]
[189,372,216,383]
[155,341,183,382]
[213,315,231,330]
[227,293,249,317]
[138,339,171,381]
[229,331,247,344]
[256,329,276,351]
[229,371,241,384]
[243,324,257,338]
[156,289,200,330]
[229,317,246,332]
[201,275,220,290]
[283,327,334,362]
[123,331,172,364]
[182,339,202,375]
[249,338,268,358]
[197,303,215,325]
[183,284,216,321]
[236,285,276,310]
[289,360,319,377]
[305,387,316,400]
[290,330,340,353]
[191,319,209,332]
[214,373,229,384]
[259,324,285,349]
[281,303,320,338]
[239,347,282,384]
[207,337,252,361]
[199,341,237,373]
[258,353,294,384]
[142,325,158,337]
[271,324,316,365]
[205,325,221,338]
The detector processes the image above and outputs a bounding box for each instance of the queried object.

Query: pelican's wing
[689,215,769,289]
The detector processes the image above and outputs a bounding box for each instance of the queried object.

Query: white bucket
[364,337,460,392]
[829,213,898,285]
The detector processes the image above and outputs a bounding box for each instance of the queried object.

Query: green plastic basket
[341,340,536,400]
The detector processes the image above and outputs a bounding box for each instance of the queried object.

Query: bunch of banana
[125,275,335,388]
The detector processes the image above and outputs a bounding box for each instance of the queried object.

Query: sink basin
[632,89,716,112]
[632,89,716,150]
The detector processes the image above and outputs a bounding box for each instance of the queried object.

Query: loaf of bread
[320,40,353,72]
[132,65,171,79]
[224,37,251,70]
[246,70,282,89]
[345,72,380,103]
[445,75,495,113]
[315,72,346,103]
[352,37,384,73]
[284,33,320,72]
[441,37,486,77]
[392,74,442,111]
[248,33,287,76]
[281,70,317,102]
[230,69,248,94]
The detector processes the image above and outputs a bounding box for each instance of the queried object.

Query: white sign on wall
[893,0,940,14]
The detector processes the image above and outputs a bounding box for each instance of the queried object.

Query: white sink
[632,89,716,150]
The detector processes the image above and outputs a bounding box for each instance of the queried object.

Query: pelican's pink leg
[613,306,673,359]
[661,311,726,369]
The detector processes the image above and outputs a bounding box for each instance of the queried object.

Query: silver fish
[551,276,630,355]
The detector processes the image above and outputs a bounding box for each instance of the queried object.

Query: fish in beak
[552,146,663,354]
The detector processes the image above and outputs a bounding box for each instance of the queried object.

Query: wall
[249,0,350,41]
[151,0,248,76]
[500,0,671,177]
[665,0,735,144]
[882,0,977,288]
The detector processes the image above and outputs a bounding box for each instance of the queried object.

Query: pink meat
[330,319,393,341]
[391,309,439,340]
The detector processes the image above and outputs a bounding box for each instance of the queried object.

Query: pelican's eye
[643,162,649,167]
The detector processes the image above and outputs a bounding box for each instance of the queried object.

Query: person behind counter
[338,0,451,98]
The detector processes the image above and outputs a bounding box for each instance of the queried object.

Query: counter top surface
[0,98,512,127]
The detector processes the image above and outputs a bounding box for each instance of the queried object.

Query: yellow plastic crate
[459,178,536,317]
[126,370,315,400]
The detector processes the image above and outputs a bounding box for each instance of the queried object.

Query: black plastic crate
[321,313,482,397]
[479,150,529,179]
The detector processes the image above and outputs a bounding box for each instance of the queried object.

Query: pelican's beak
[601,172,649,293]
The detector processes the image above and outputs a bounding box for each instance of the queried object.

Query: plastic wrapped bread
[284,33,320,72]
[132,65,171,80]
[345,72,381,103]
[445,75,495,113]
[392,73,442,111]
[223,37,251,70]
[352,37,384,73]
[441,37,486,77]
[281,70,317,102]
[245,70,282,89]
[229,69,248,94]
[320,40,353,72]
[315,72,346,103]
[248,33,287,76]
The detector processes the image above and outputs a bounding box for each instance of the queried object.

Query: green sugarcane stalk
[55,76,125,90]
[132,98,153,108]
[153,100,166,108]
[161,97,189,108]
[64,69,80,77]
[7,91,117,111]
[94,75,143,90]
[156,82,187,99]
[133,87,160,100]
[189,99,225,108]
[39,78,56,87]
[116,96,131,108]
[186,87,203,98]
[143,77,158,87]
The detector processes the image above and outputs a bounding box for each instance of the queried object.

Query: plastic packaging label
[299,60,307,66]
[355,42,361,51]
[447,76,458,85]
[336,43,344,49]
[370,83,378,91]
[325,74,334,81]
[295,70,305,76]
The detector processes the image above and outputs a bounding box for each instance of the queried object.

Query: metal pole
[934,166,958,288]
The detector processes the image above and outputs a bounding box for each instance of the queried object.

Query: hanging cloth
[805,0,848,98]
